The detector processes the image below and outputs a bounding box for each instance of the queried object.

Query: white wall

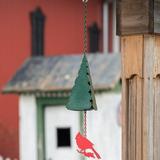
[45,106,80,160]
[87,93,121,160]
[19,93,121,160]
[19,95,37,160]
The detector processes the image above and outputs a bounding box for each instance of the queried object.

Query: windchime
[66,0,101,159]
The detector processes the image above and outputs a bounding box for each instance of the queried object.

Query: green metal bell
[66,54,97,111]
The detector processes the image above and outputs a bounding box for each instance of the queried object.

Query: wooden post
[117,1,160,160]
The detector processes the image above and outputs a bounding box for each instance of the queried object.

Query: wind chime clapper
[66,0,97,112]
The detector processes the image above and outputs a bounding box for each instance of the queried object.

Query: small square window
[57,128,71,148]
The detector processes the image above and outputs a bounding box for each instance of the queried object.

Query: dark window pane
[30,7,45,56]
[57,128,71,147]
[88,22,100,53]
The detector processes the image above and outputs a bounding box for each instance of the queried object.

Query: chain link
[84,111,87,137]
[83,0,88,54]
[83,0,88,138]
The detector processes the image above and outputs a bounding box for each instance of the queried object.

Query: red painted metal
[75,132,101,159]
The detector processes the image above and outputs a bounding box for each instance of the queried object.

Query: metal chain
[82,0,88,138]
[84,111,87,137]
[83,0,88,54]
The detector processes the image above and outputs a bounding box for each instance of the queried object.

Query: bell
[66,54,97,111]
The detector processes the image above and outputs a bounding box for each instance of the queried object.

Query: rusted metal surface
[3,53,121,93]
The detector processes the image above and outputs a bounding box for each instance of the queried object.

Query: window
[88,22,100,53]
[30,7,45,56]
[57,128,71,147]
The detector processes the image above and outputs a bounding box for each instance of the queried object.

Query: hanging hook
[82,0,88,3]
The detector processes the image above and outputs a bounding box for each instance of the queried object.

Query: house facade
[3,53,121,160]
[0,0,119,159]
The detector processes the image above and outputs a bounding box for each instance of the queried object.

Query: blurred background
[0,0,121,159]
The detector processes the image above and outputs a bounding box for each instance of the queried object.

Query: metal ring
[82,0,88,3]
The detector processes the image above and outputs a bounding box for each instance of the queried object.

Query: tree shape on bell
[66,54,97,111]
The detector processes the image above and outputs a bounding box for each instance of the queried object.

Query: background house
[3,53,121,160]
[0,0,119,159]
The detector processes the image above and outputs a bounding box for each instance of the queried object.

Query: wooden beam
[117,0,160,159]
[121,35,160,160]
[117,0,160,35]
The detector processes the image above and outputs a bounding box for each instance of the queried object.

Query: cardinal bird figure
[75,132,101,159]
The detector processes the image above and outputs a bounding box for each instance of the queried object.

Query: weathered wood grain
[121,35,160,78]
[154,36,160,77]
[117,0,160,35]
[153,76,160,160]
[154,0,160,33]
[143,77,154,160]
[135,76,142,160]
[121,75,128,160]
[123,76,142,160]
[121,35,143,78]
[121,35,160,160]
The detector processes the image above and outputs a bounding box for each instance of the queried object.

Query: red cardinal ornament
[75,132,101,159]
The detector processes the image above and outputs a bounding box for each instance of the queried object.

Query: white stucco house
[3,53,121,160]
